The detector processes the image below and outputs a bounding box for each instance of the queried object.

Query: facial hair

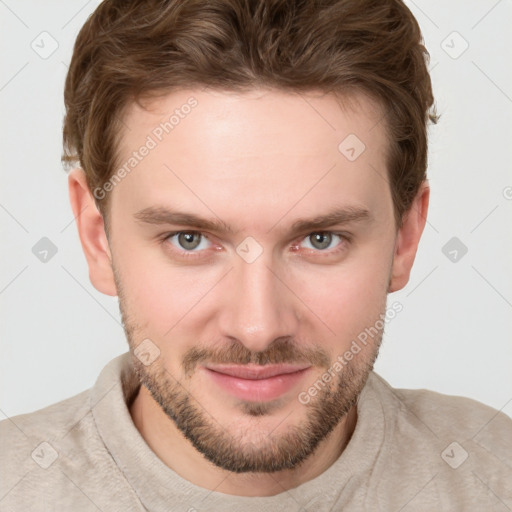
[114,265,384,474]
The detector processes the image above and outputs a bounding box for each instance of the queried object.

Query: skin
[68,87,429,497]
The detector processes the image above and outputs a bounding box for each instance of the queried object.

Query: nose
[217,252,301,354]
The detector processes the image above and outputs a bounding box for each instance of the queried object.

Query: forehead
[120,87,386,157]
[111,88,392,231]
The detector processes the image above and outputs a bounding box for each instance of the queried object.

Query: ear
[388,181,430,293]
[67,168,117,296]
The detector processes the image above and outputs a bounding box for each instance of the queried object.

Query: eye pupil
[178,232,201,250]
[311,232,332,250]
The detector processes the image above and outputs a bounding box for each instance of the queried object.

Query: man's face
[107,88,397,472]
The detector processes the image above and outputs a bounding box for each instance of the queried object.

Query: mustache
[182,337,330,375]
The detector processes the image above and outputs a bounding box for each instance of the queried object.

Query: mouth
[202,363,312,402]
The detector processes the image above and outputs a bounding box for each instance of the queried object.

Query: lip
[202,363,311,402]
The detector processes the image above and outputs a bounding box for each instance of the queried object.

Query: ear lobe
[67,168,117,297]
[388,182,430,293]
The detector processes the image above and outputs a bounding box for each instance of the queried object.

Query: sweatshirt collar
[91,352,385,511]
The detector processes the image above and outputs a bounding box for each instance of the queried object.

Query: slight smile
[202,363,312,402]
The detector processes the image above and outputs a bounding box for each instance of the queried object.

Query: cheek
[117,245,221,335]
[291,247,391,343]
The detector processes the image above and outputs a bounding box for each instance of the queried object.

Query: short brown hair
[62,0,437,230]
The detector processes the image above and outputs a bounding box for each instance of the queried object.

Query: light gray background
[1,0,511,419]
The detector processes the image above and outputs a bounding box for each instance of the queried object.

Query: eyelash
[159,230,351,260]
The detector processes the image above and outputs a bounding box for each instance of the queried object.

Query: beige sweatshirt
[1,352,511,511]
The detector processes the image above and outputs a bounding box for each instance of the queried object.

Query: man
[1,0,511,510]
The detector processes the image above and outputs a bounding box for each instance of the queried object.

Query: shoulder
[0,390,91,496]
[365,372,512,510]
[0,389,92,466]
[389,377,511,438]
[0,354,143,510]
[0,388,131,509]
[0,389,91,442]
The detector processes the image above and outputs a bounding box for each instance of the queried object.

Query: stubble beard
[115,266,383,473]
[126,328,382,474]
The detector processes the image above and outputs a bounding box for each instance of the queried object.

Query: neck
[129,385,358,497]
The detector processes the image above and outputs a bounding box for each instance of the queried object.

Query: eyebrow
[133,205,371,235]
